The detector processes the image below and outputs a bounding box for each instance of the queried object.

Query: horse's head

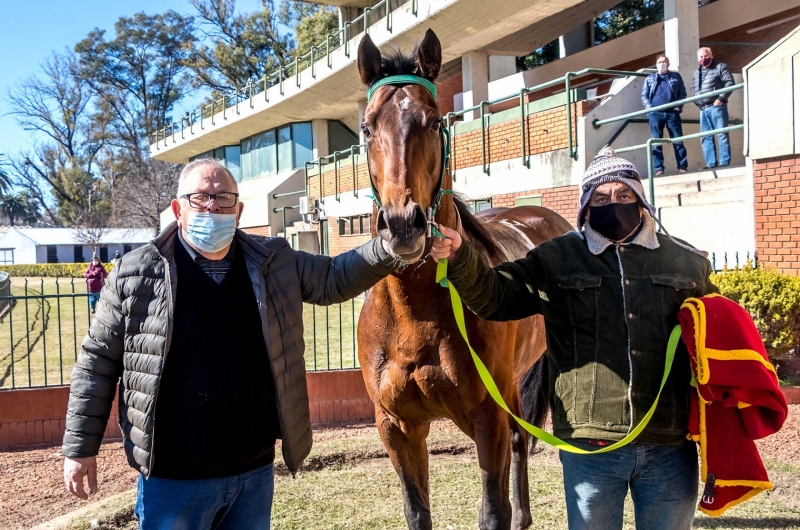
[358,29,446,263]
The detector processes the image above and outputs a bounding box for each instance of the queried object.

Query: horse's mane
[372,46,424,84]
[453,195,504,264]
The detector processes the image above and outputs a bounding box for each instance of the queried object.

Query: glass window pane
[277,125,292,172]
[240,139,252,180]
[225,146,241,182]
[292,122,313,169]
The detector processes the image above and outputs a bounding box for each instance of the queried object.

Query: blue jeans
[559,440,698,530]
[648,111,688,171]
[134,463,274,530]
[88,292,100,312]
[700,104,731,167]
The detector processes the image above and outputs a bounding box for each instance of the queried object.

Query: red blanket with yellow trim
[678,295,788,516]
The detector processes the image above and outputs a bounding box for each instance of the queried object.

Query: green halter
[364,75,452,236]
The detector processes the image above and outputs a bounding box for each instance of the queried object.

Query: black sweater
[151,240,278,478]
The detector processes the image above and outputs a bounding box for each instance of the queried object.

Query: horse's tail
[520,352,549,450]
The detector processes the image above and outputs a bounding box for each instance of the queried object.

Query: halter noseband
[364,75,452,237]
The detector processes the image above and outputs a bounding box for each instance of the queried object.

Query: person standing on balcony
[61,158,400,529]
[82,256,107,313]
[432,147,718,530]
[692,47,735,169]
[641,54,688,176]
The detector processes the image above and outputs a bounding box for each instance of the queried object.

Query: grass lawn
[0,276,362,389]
[61,423,800,530]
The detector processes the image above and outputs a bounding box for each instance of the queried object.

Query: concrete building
[0,228,155,265]
[149,0,800,270]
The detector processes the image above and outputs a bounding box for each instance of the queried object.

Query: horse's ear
[416,29,441,81]
[358,34,382,86]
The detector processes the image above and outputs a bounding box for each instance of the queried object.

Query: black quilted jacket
[691,60,735,108]
[62,222,397,476]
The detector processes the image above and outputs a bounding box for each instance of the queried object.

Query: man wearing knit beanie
[432,146,717,530]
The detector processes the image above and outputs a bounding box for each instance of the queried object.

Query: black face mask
[588,202,642,241]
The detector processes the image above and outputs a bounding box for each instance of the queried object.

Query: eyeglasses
[180,192,239,209]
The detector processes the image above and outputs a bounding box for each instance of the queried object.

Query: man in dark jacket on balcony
[61,158,399,529]
[641,54,688,176]
[432,147,718,530]
[692,47,736,168]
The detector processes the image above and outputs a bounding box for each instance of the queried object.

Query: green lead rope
[435,258,681,454]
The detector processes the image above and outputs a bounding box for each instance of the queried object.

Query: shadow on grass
[694,517,800,529]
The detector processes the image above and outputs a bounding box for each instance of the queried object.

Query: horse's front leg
[509,398,532,530]
[473,398,514,530]
[376,405,432,530]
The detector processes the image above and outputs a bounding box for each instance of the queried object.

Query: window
[469,199,492,212]
[123,244,132,254]
[328,121,359,153]
[243,130,277,180]
[0,249,13,265]
[292,122,313,169]
[338,214,372,236]
[277,125,293,173]
[46,245,58,263]
[224,146,241,182]
[99,247,109,263]
[73,245,85,263]
[515,196,543,207]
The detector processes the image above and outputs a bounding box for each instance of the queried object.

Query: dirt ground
[1,405,797,530]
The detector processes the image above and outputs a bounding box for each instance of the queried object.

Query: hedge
[0,262,114,278]
[712,265,800,359]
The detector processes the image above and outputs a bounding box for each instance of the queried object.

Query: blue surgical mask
[183,212,237,253]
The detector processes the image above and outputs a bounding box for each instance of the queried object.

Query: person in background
[641,54,688,176]
[82,256,107,313]
[112,250,121,263]
[692,47,735,169]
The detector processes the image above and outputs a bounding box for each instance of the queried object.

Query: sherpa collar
[583,211,660,255]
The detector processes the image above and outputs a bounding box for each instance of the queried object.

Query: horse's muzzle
[376,203,428,261]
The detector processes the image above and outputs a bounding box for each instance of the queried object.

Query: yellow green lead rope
[435,258,681,454]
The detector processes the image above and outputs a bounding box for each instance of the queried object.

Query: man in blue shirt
[641,55,688,176]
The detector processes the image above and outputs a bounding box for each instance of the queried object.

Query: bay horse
[356,29,573,530]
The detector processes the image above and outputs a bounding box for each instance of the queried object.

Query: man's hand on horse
[431,225,462,261]
[63,456,98,500]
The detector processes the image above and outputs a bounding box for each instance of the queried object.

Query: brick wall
[326,217,372,256]
[492,185,581,228]
[242,225,271,238]
[753,154,800,275]
[0,370,375,448]
[436,73,462,115]
[307,101,594,200]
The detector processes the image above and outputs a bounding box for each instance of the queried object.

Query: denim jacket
[641,71,687,112]
[446,215,717,444]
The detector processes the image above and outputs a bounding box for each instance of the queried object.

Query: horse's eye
[360,123,372,139]
[430,119,441,132]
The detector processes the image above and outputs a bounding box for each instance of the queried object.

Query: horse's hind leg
[509,411,532,529]
[376,406,432,530]
[473,399,513,530]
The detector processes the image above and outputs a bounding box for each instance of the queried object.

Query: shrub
[711,265,800,359]
[0,262,114,278]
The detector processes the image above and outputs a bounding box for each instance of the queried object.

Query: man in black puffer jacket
[691,47,735,169]
[62,158,400,529]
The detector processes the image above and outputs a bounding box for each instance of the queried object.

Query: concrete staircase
[642,166,755,268]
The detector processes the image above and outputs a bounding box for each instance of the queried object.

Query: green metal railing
[149,0,418,148]
[597,83,745,208]
[303,68,655,198]
[0,276,365,389]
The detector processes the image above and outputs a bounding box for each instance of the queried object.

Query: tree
[0,192,40,226]
[594,0,664,45]
[185,0,293,95]
[75,11,195,156]
[279,1,339,57]
[110,158,182,228]
[6,52,108,226]
[0,154,12,195]
[517,40,560,71]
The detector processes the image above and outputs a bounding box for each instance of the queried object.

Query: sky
[0,0,268,162]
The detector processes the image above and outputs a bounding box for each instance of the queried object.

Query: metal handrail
[593,84,744,128]
[272,190,306,199]
[149,0,413,147]
[273,205,301,234]
[615,124,745,208]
